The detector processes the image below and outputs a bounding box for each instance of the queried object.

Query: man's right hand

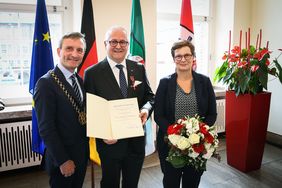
[103,139,118,145]
[60,160,76,177]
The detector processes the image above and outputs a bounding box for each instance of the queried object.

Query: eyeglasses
[107,40,129,47]
[174,54,193,61]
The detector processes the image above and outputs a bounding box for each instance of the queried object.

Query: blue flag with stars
[29,0,54,155]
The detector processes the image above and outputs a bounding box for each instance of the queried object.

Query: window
[157,0,212,83]
[0,0,75,106]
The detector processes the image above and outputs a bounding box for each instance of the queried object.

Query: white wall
[213,0,235,71]
[91,0,157,92]
[213,0,282,135]
[251,0,282,135]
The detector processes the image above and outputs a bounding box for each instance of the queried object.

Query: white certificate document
[86,93,144,139]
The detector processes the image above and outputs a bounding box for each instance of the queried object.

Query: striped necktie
[116,64,127,98]
[71,74,82,105]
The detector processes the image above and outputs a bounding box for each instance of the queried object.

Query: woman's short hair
[171,40,195,58]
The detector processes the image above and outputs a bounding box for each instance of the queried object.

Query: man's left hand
[139,109,149,125]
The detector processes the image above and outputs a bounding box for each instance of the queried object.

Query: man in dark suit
[84,26,154,188]
[34,32,89,188]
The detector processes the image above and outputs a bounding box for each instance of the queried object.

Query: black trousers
[99,143,145,188]
[45,143,89,188]
[49,164,88,188]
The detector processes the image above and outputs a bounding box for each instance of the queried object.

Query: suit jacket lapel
[168,73,177,121]
[76,73,86,105]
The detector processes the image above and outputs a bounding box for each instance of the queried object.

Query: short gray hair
[104,26,128,41]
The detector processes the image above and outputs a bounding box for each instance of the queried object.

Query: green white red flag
[180,0,197,70]
[180,0,194,42]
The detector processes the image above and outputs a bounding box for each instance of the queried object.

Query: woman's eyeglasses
[174,54,193,61]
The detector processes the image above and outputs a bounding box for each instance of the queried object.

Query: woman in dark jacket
[154,40,217,188]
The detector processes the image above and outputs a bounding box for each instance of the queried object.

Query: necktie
[71,74,82,105]
[116,64,127,98]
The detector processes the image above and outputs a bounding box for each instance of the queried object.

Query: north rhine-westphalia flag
[79,0,100,165]
[29,0,54,154]
[129,0,155,156]
[180,0,197,70]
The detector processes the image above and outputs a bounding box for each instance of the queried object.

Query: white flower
[192,123,199,132]
[168,134,182,146]
[190,117,199,126]
[188,133,200,144]
[203,147,215,159]
[176,137,190,150]
[177,119,182,124]
[188,148,200,158]
[204,142,212,150]
[186,126,193,134]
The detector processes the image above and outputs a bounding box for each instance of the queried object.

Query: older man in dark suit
[84,26,154,188]
[34,32,89,188]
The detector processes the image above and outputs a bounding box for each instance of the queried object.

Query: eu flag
[29,0,54,154]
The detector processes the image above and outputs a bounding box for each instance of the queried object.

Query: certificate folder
[86,93,144,139]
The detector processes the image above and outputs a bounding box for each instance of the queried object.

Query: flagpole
[79,0,100,187]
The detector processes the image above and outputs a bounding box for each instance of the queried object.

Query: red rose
[167,123,183,135]
[192,143,205,153]
[204,133,214,144]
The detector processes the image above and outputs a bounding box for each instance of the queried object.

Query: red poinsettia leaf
[238,61,248,68]
[259,49,270,61]
[251,65,259,72]
[222,54,227,60]
[231,46,240,54]
[265,59,270,66]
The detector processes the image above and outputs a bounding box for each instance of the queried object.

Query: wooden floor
[1,138,282,188]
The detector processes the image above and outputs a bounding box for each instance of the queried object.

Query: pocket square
[133,80,142,87]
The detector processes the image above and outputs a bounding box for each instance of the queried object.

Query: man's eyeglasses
[174,54,193,61]
[107,40,129,47]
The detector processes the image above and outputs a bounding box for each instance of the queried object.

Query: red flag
[78,0,98,79]
[180,0,194,43]
[79,0,100,165]
[180,0,196,70]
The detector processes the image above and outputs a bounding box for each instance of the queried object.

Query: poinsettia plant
[166,115,220,171]
[214,30,282,96]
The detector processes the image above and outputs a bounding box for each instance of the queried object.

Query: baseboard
[266,132,282,148]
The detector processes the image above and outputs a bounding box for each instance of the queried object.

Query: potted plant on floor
[214,29,282,172]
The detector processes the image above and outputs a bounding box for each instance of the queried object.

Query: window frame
[0,0,76,107]
[156,6,214,85]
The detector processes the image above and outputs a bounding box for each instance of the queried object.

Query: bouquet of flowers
[166,115,220,171]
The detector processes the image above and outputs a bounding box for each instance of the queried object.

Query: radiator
[215,99,225,133]
[0,121,42,172]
